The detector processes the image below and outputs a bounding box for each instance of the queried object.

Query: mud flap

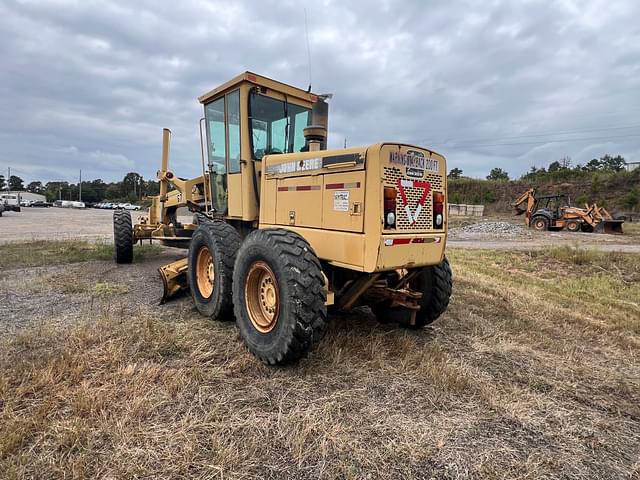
[158,257,189,304]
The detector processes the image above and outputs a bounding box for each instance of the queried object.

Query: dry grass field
[1,241,639,479]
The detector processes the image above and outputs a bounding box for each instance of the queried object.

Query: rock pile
[449,221,532,239]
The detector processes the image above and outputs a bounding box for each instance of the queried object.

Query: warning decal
[396,178,432,225]
[333,191,349,212]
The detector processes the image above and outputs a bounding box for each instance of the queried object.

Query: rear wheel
[566,220,581,232]
[373,256,453,329]
[187,221,241,319]
[531,216,549,231]
[113,210,133,264]
[233,229,327,364]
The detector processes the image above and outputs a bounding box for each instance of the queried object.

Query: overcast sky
[1,0,639,184]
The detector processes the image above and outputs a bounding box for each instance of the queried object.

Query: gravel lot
[0,207,189,243]
[2,208,638,252]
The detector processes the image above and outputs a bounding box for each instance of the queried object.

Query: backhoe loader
[113,72,452,364]
[513,188,624,234]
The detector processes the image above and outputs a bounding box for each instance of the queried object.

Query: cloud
[0,0,639,184]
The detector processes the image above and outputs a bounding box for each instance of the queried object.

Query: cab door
[225,90,243,217]
[203,89,243,217]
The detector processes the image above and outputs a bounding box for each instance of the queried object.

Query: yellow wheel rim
[196,246,214,298]
[245,261,279,333]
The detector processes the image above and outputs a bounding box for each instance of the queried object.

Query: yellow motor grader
[114,72,452,364]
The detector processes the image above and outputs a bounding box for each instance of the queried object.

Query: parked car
[30,200,51,208]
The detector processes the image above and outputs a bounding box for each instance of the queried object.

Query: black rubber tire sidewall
[113,210,133,264]
[567,221,580,232]
[373,256,453,329]
[532,216,549,231]
[187,222,240,320]
[233,229,327,364]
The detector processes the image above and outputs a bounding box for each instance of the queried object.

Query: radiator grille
[383,167,444,231]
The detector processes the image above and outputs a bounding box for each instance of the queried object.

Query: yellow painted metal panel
[260,178,277,224]
[321,171,366,233]
[275,176,323,228]
[227,173,243,217]
[375,234,446,271]
[258,224,366,270]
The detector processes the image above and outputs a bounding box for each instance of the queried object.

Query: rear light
[433,191,444,229]
[384,187,396,229]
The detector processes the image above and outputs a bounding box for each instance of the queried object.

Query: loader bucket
[159,257,189,304]
[595,220,624,235]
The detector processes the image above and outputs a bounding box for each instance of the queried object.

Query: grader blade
[159,257,189,304]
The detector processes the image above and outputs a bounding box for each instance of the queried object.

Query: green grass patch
[0,240,160,271]
[448,247,640,333]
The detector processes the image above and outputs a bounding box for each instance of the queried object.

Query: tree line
[447,154,630,182]
[446,154,638,210]
[0,172,160,204]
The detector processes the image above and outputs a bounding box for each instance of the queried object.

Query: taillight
[433,191,444,228]
[384,187,396,229]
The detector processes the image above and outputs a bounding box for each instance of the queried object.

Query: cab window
[204,97,226,175]
[249,92,311,160]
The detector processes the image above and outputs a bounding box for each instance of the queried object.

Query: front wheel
[373,256,453,329]
[187,221,241,319]
[233,229,327,365]
[566,220,581,232]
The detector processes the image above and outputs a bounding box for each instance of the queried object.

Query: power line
[431,123,640,146]
[441,132,640,148]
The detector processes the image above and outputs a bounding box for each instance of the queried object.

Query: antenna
[304,8,313,92]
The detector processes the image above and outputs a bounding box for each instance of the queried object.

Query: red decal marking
[396,178,432,224]
[277,187,289,192]
[327,182,360,189]
[393,238,411,245]
[296,185,312,191]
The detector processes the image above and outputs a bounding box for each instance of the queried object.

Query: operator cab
[198,72,322,220]
[536,194,571,219]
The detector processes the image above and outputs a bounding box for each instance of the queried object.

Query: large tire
[531,216,549,231]
[188,221,241,319]
[232,229,327,365]
[581,223,594,233]
[566,220,581,232]
[374,256,453,329]
[113,209,133,264]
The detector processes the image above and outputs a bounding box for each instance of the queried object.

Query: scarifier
[113,72,452,364]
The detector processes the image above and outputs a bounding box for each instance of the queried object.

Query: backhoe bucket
[595,220,624,235]
[159,257,189,304]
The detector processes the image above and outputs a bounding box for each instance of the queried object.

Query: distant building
[4,191,46,202]
[625,161,640,172]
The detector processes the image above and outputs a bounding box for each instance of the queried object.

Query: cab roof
[198,71,318,105]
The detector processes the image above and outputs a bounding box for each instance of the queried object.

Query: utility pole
[7,167,10,191]
[59,185,62,201]
[79,169,82,202]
